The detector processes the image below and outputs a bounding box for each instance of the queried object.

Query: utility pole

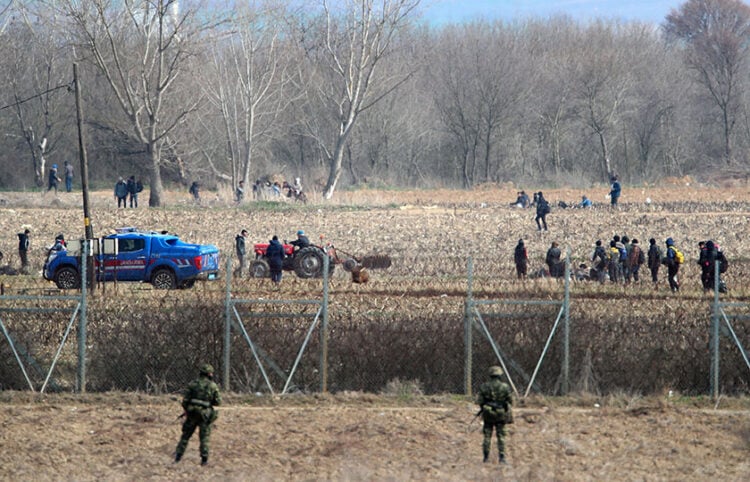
[73,63,95,289]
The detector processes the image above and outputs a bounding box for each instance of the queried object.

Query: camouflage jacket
[477,378,512,423]
[182,375,221,416]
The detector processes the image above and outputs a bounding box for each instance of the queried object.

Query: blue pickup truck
[43,229,220,290]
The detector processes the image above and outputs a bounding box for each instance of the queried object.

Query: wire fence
[1,256,749,397]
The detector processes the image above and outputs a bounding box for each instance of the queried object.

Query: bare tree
[665,0,750,165]
[299,0,420,200]
[59,0,219,206]
[569,21,636,180]
[199,1,296,191]
[0,2,73,187]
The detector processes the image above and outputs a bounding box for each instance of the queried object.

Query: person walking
[609,175,621,208]
[174,363,221,466]
[114,177,128,207]
[626,238,645,283]
[664,237,683,292]
[591,240,608,283]
[266,235,285,285]
[64,161,74,192]
[126,176,139,208]
[189,181,201,204]
[47,164,61,195]
[647,238,662,288]
[513,239,528,279]
[234,229,248,278]
[534,192,550,231]
[476,366,513,464]
[17,228,30,274]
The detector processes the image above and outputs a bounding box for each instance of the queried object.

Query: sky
[425,0,686,26]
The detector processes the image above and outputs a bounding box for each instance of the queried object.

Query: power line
[0,81,74,112]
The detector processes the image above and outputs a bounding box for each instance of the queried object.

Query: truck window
[118,238,145,252]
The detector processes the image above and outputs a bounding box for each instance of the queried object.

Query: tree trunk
[147,143,163,207]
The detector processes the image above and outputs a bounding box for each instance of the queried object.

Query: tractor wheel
[54,266,80,290]
[250,259,270,278]
[152,269,177,289]
[294,247,334,278]
[342,258,359,272]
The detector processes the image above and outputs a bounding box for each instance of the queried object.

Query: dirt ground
[1,393,749,481]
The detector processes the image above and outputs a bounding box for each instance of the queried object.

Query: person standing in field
[175,363,221,466]
[266,235,285,285]
[513,239,528,279]
[114,177,128,207]
[534,192,550,231]
[64,161,74,192]
[126,176,139,208]
[609,175,621,208]
[17,228,30,274]
[591,239,608,283]
[664,237,683,292]
[477,365,513,464]
[234,229,248,278]
[626,238,645,283]
[647,238,662,288]
[545,241,562,277]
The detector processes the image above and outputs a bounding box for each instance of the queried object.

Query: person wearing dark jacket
[534,192,550,231]
[266,235,285,284]
[545,241,563,277]
[513,239,528,279]
[126,176,139,208]
[17,229,30,273]
[647,238,662,287]
[114,177,128,207]
[591,240,608,282]
[290,230,310,250]
[609,175,621,207]
[234,229,248,278]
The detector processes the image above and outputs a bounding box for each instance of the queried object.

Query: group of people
[114,176,143,208]
[235,177,305,204]
[44,161,76,195]
[514,235,728,293]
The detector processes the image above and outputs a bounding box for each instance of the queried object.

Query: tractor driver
[290,230,310,251]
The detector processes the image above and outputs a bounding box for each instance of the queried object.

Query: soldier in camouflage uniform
[175,363,222,466]
[476,365,513,464]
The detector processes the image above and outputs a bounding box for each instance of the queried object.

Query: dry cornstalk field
[1,183,750,480]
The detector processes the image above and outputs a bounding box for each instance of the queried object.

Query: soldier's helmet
[199,363,214,375]
[489,366,503,377]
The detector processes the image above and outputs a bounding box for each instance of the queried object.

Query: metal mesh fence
[1,256,750,396]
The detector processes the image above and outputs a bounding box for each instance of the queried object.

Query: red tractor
[250,241,337,279]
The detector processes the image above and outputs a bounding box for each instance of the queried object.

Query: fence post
[710,259,720,399]
[562,248,570,395]
[320,255,330,393]
[77,239,88,393]
[223,257,232,392]
[464,256,473,396]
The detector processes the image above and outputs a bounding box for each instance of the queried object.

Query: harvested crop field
[2,183,750,480]
[1,392,750,481]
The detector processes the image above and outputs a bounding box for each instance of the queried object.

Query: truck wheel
[294,247,334,278]
[54,266,80,290]
[250,259,270,278]
[152,269,176,289]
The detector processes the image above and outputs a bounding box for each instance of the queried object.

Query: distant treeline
[0,0,748,197]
